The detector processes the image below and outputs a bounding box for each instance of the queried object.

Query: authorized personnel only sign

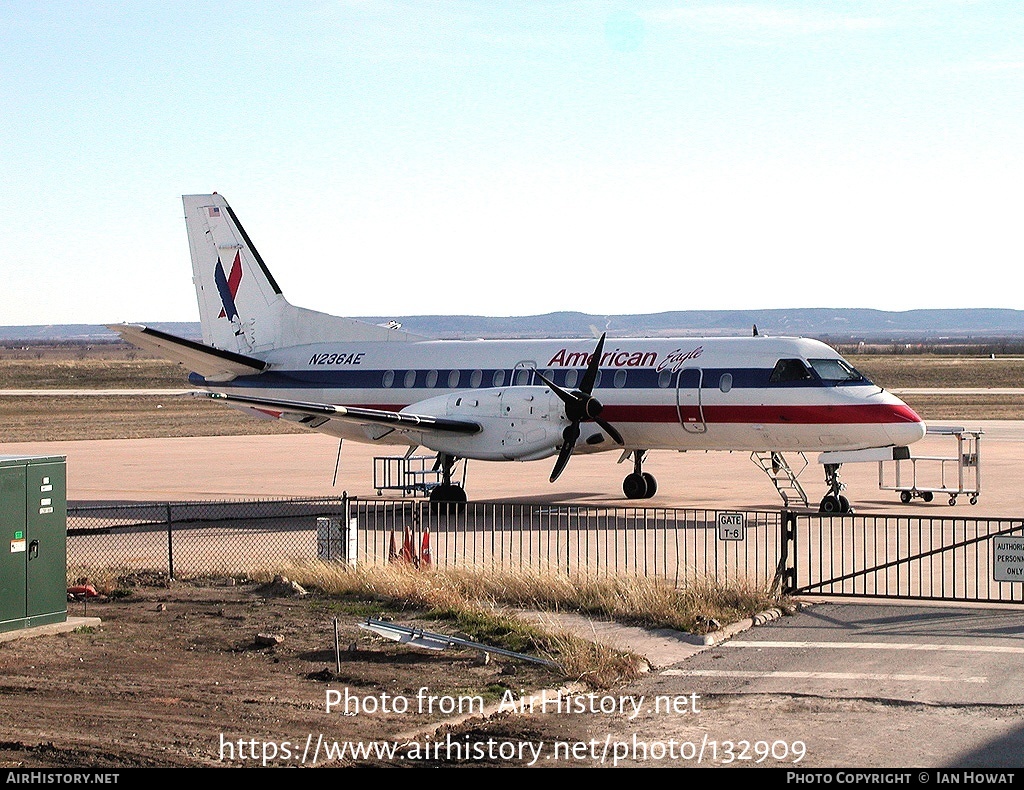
[993,535,1024,582]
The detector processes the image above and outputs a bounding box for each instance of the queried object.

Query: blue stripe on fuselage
[189,366,864,390]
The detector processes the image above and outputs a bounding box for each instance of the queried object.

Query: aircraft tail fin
[183,193,422,354]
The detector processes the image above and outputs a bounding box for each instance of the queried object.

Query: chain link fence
[67,497,785,589]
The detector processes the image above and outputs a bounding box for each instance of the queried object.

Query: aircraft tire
[641,472,658,498]
[429,484,467,512]
[622,473,648,500]
[819,495,841,514]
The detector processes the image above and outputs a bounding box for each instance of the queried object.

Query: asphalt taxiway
[0,419,1016,516]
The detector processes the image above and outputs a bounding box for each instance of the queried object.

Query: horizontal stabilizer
[110,324,267,381]
[200,391,481,435]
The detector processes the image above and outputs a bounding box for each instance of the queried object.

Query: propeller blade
[549,423,580,483]
[533,369,574,408]
[595,417,624,446]
[579,332,606,395]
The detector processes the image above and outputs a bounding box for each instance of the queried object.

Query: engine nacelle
[401,386,570,461]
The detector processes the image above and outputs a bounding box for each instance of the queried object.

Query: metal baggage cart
[878,426,982,505]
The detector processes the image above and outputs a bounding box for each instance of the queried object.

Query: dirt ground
[0,576,577,768]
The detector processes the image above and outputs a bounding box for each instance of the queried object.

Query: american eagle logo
[215,251,243,320]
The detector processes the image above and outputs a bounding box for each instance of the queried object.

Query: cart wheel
[900,491,912,504]
[970,496,978,505]
[922,491,934,503]
[948,496,957,506]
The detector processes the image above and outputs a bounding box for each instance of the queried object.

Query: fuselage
[189,334,925,457]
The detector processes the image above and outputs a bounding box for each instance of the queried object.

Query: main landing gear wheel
[623,473,648,499]
[429,483,467,511]
[622,451,657,500]
[430,453,467,512]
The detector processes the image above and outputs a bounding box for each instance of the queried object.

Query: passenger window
[470,369,483,388]
[425,369,438,388]
[403,370,417,388]
[448,369,460,388]
[719,373,733,393]
[564,369,579,389]
[514,368,531,386]
[383,370,395,388]
[658,370,672,388]
[614,369,627,388]
[492,370,505,387]
[769,359,813,383]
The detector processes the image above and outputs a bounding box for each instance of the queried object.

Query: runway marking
[661,669,987,683]
[724,641,1024,654]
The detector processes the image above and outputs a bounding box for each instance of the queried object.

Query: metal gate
[65,498,1024,605]
[783,510,1024,604]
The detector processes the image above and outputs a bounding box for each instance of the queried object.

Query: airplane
[112,193,927,512]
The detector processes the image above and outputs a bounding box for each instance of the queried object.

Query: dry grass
[0,395,303,441]
[848,354,1024,390]
[0,353,186,389]
[897,393,1024,421]
[265,562,784,688]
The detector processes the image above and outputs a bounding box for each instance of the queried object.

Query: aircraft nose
[884,401,926,446]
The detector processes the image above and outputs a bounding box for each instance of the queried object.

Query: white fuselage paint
[197,334,926,459]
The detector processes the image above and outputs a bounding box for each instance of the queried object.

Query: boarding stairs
[751,451,810,507]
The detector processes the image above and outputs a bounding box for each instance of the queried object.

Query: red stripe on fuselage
[354,402,922,425]
[601,403,922,425]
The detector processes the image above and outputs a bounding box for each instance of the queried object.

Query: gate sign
[994,536,1024,582]
[717,512,745,541]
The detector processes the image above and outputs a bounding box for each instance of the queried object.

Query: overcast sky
[2,1,1022,326]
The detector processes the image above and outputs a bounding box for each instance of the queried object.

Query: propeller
[533,333,624,483]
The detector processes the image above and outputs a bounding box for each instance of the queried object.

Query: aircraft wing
[199,391,481,435]
[110,324,267,381]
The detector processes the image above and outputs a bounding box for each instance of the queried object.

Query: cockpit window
[769,359,814,383]
[808,358,868,384]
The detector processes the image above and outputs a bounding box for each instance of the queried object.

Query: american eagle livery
[113,193,926,511]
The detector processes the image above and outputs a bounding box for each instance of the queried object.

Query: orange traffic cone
[420,528,432,568]
[401,525,417,565]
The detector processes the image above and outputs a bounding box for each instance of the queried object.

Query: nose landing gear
[819,463,851,514]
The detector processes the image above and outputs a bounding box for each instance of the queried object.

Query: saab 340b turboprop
[113,193,926,511]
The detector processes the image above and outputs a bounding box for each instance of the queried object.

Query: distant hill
[3,308,1024,343]
[0,323,203,343]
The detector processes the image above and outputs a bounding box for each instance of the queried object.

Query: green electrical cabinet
[0,455,67,633]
